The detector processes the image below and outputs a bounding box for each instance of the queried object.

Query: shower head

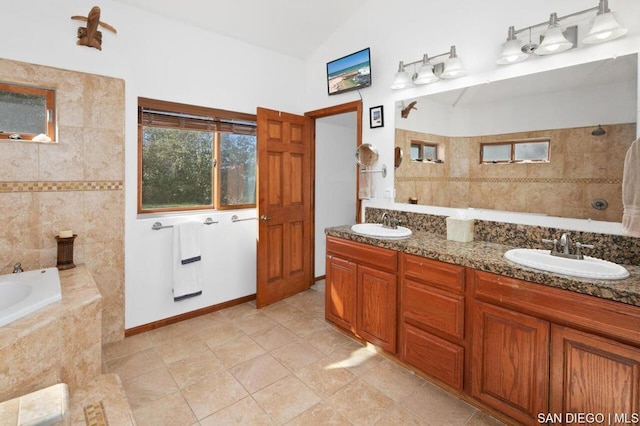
[591,125,606,136]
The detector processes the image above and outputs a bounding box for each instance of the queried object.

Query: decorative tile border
[0,181,123,193]
[396,176,622,184]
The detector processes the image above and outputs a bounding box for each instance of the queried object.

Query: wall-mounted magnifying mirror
[355,143,379,167]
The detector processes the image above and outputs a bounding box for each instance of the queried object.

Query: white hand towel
[173,222,203,301]
[623,138,640,237]
[359,168,373,199]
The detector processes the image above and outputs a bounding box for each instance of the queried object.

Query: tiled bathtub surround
[0,58,125,343]
[365,207,640,266]
[395,123,636,222]
[0,266,101,402]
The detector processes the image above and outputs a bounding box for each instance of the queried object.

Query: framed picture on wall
[369,105,384,128]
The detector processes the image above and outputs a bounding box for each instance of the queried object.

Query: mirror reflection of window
[410,144,421,161]
[515,141,549,161]
[0,83,56,142]
[481,140,549,163]
[411,140,439,162]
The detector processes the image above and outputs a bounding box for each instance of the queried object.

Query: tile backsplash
[365,207,640,266]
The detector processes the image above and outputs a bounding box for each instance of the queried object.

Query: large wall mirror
[394,54,638,222]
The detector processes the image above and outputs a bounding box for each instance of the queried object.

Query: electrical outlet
[384,188,395,200]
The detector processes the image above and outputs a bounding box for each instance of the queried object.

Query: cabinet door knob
[260,215,272,222]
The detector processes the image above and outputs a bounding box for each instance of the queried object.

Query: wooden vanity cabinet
[325,236,397,353]
[470,269,640,426]
[550,325,640,423]
[399,255,466,390]
[471,300,550,425]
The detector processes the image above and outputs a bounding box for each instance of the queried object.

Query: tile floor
[103,282,505,425]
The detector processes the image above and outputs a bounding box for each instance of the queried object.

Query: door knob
[260,215,272,222]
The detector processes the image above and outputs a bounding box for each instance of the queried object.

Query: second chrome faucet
[542,233,594,260]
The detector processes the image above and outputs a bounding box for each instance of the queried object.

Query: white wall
[0,0,306,328]
[315,114,358,277]
[303,0,640,231]
[398,77,636,136]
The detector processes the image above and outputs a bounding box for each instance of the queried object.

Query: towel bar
[151,217,218,230]
[231,215,257,222]
[360,164,387,178]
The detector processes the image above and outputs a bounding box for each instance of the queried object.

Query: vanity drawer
[402,322,464,390]
[403,254,465,292]
[402,278,465,341]
[326,236,397,272]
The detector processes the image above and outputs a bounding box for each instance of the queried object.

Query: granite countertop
[326,225,640,307]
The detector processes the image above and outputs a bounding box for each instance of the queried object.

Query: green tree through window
[138,98,257,213]
[142,127,214,209]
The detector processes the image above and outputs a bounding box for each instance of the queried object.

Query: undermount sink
[504,248,629,280]
[351,223,412,239]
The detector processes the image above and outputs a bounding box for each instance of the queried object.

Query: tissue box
[446,217,474,242]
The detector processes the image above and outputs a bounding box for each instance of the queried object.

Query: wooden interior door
[256,107,313,307]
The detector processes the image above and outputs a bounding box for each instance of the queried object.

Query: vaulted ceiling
[112,0,366,59]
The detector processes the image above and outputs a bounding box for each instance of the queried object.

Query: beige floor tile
[279,314,328,337]
[286,401,351,426]
[102,333,153,361]
[400,382,477,425]
[271,339,324,372]
[146,317,211,345]
[253,375,321,424]
[106,347,164,381]
[218,302,259,320]
[325,379,394,426]
[235,311,279,335]
[213,335,266,368]
[199,396,273,425]
[329,343,385,377]
[230,353,291,393]
[466,411,506,425]
[294,356,356,398]
[261,302,306,324]
[284,290,325,315]
[133,391,196,426]
[304,327,359,355]
[251,324,297,352]
[167,350,226,389]
[154,333,210,364]
[182,371,248,420]
[122,367,179,409]
[199,321,246,349]
[360,359,425,402]
[375,406,426,425]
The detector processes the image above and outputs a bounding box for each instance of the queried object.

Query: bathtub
[0,268,61,327]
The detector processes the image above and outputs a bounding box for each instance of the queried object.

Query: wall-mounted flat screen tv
[327,47,371,95]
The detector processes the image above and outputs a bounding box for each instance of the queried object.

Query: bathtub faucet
[13,262,23,273]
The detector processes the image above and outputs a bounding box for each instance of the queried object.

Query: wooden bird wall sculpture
[71,6,117,50]
[401,101,418,118]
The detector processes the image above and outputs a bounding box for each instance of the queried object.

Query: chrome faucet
[380,212,400,229]
[542,233,594,260]
[13,262,23,273]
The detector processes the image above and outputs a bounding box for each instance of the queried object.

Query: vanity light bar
[497,0,627,64]
[391,46,465,90]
